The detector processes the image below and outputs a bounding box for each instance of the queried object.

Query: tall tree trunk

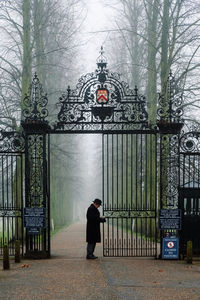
[130,0,140,88]
[160,0,170,104]
[146,0,159,124]
[34,0,44,82]
[21,0,32,107]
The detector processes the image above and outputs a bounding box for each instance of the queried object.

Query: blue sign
[162,237,179,259]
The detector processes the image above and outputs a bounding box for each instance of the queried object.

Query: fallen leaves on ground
[20,264,30,268]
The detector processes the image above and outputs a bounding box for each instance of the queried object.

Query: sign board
[24,207,46,234]
[159,209,181,230]
[162,237,179,259]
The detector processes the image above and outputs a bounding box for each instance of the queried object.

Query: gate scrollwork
[53,47,149,132]
[180,131,200,152]
[22,73,48,123]
[0,131,25,152]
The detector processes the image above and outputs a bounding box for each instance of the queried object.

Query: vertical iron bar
[47,134,51,257]
[193,155,195,186]
[6,155,9,208]
[126,135,128,211]
[198,155,200,185]
[112,217,114,256]
[145,217,147,257]
[112,134,114,209]
[107,134,109,210]
[150,134,153,210]
[117,134,119,210]
[2,156,4,208]
[117,217,119,256]
[21,154,24,256]
[160,135,163,209]
[121,218,123,256]
[131,134,133,210]
[155,134,158,258]
[136,135,138,209]
[15,156,18,213]
[121,134,123,209]
[102,134,105,256]
[16,155,18,210]
[182,154,185,186]
[126,217,128,256]
[145,134,147,210]
[141,218,143,256]
[131,217,133,256]
[6,156,9,249]
[150,218,153,256]
[136,218,138,256]
[2,156,5,248]
[11,156,13,209]
[25,133,29,254]
[140,134,143,210]
[188,155,191,184]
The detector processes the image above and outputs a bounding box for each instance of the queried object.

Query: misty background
[0,0,200,231]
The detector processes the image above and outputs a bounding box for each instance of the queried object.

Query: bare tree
[0,0,84,129]
[106,0,200,124]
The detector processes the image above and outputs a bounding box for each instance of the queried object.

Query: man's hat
[93,198,102,205]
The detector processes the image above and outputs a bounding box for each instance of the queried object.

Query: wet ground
[0,223,200,299]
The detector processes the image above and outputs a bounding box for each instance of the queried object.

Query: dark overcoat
[86,204,105,243]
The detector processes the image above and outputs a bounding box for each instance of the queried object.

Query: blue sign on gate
[162,237,179,259]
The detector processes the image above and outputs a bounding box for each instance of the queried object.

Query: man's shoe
[86,255,98,259]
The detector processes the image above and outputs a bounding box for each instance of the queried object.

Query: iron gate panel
[179,150,200,256]
[103,133,158,257]
[0,153,24,256]
[24,132,50,258]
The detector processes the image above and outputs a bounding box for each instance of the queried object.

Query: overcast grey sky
[79,0,114,73]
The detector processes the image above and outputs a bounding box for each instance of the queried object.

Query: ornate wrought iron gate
[1,47,200,259]
[179,132,200,257]
[23,130,50,258]
[103,133,158,256]
[0,133,25,255]
[46,48,160,257]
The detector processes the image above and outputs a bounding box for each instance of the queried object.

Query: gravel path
[0,222,200,300]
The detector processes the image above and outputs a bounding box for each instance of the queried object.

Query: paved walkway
[0,223,200,300]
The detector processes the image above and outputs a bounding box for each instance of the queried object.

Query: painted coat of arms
[96,89,109,104]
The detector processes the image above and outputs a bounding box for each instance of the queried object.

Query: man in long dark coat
[86,198,106,259]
